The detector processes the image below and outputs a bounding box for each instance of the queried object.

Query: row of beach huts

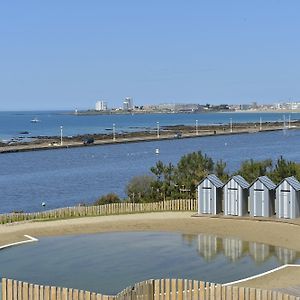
[197,174,300,219]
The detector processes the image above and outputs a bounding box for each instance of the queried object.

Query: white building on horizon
[123,97,133,111]
[95,100,108,111]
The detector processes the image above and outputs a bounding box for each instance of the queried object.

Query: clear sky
[1,0,300,110]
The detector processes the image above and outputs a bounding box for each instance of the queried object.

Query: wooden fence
[2,278,299,300]
[0,199,197,225]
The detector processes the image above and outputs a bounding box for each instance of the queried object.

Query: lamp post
[157,121,160,138]
[229,118,233,133]
[60,126,63,146]
[259,117,262,131]
[113,123,116,141]
[196,119,198,135]
[289,115,291,129]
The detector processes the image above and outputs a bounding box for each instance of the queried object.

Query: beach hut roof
[198,174,224,188]
[250,176,276,190]
[278,176,300,191]
[229,175,250,189]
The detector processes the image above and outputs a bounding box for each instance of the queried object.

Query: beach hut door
[229,189,238,215]
[203,188,212,213]
[254,190,264,216]
[282,191,290,218]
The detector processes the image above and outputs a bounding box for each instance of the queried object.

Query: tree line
[94,151,300,205]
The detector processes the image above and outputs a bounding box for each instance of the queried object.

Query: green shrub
[94,193,121,205]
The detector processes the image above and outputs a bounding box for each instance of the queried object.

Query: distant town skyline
[1,1,300,110]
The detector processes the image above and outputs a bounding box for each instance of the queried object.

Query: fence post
[33,284,39,300]
[50,286,56,300]
[149,280,155,300]
[215,284,222,300]
[39,286,44,300]
[79,290,85,300]
[2,278,7,300]
[85,291,91,300]
[171,279,177,300]
[73,289,79,300]
[13,280,18,300]
[283,294,289,300]
[256,289,261,300]
[210,283,215,300]
[165,279,170,300]
[6,279,13,300]
[154,280,160,300]
[205,282,210,300]
[199,281,205,300]
[226,286,232,300]
[44,286,50,300]
[249,288,256,300]
[232,286,239,300]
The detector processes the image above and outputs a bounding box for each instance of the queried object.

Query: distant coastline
[70,109,300,116]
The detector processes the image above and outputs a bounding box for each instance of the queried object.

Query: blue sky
[0,1,300,110]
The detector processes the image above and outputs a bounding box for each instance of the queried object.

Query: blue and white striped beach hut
[249,176,276,217]
[275,176,300,219]
[224,175,250,216]
[197,174,224,215]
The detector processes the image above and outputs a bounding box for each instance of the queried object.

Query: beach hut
[197,174,224,215]
[275,176,300,219]
[224,175,250,216]
[249,176,276,217]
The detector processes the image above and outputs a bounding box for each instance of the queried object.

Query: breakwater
[0,121,296,154]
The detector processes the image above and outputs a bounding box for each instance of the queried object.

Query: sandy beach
[1,212,300,291]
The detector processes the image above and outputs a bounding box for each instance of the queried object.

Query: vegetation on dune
[94,193,121,205]
[96,152,300,204]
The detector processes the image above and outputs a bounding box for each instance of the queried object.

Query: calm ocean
[0,121,299,213]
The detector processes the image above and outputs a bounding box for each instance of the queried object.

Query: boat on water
[30,117,40,123]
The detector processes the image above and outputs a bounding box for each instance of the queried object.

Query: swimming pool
[0,232,298,295]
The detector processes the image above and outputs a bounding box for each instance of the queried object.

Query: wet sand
[1,212,300,291]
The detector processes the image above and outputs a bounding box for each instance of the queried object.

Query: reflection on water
[222,238,247,262]
[183,234,298,264]
[0,232,299,294]
[197,234,220,261]
[249,242,270,263]
[276,247,297,264]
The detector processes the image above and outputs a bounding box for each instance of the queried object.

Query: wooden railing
[2,278,299,300]
[1,278,110,300]
[0,199,197,224]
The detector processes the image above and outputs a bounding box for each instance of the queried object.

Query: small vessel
[155,148,160,155]
[30,117,40,123]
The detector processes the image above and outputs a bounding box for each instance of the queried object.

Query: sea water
[0,111,298,141]
[0,129,299,213]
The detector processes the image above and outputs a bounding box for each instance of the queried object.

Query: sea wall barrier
[2,277,299,300]
[1,123,296,154]
[0,199,197,224]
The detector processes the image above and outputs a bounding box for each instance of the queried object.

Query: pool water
[0,232,298,295]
